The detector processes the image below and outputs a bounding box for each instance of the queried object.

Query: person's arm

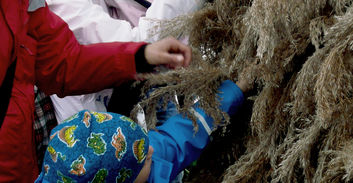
[45,0,140,123]
[29,5,191,98]
[28,5,144,97]
[148,80,244,182]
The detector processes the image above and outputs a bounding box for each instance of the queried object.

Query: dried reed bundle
[132,60,228,130]
[130,0,353,182]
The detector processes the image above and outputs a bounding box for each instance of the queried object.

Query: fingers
[182,47,192,67]
[165,37,192,67]
[173,39,192,67]
[145,37,192,68]
[159,53,184,68]
[235,79,249,93]
[236,65,259,93]
[175,54,184,63]
[174,45,191,67]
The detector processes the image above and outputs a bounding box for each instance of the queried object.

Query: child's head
[36,110,152,183]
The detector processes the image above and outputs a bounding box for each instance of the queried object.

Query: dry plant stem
[135,0,353,182]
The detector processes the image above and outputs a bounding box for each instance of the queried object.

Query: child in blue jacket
[36,80,247,183]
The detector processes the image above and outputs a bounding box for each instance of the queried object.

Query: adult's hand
[145,37,192,68]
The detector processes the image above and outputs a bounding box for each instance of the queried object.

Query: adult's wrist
[135,44,155,73]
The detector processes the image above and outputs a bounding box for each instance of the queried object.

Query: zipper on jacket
[20,44,34,55]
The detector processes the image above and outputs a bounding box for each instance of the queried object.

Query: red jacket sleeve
[28,5,146,97]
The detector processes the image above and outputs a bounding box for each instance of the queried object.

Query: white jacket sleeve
[145,0,204,19]
[138,0,204,42]
[46,0,140,43]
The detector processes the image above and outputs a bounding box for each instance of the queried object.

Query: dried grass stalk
[131,0,353,182]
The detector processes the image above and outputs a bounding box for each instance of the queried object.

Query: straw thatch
[131,0,353,182]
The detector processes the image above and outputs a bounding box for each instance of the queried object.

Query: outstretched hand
[145,37,192,69]
[236,65,259,93]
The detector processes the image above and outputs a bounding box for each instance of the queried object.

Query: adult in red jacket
[0,0,191,182]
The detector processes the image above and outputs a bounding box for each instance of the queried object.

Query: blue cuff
[148,156,173,183]
[218,80,244,116]
[192,80,245,133]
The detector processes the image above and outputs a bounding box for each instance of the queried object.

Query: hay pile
[132,0,353,182]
